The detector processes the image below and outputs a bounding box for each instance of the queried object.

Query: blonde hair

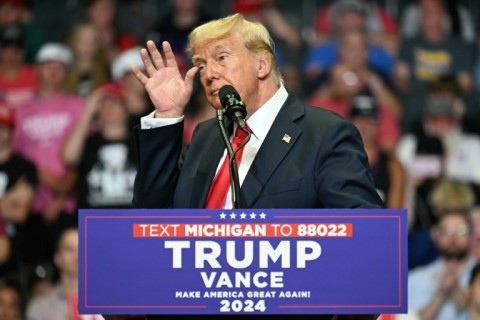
[428,179,476,212]
[187,13,283,85]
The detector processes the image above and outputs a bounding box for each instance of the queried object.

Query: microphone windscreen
[219,85,248,131]
[219,85,239,109]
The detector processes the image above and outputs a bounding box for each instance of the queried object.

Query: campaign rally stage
[79,208,407,315]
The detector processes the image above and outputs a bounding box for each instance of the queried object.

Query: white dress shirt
[140,85,289,209]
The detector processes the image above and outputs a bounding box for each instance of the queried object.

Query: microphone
[219,85,247,132]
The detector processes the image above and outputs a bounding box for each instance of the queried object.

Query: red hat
[232,0,269,13]
[98,82,124,100]
[0,103,14,128]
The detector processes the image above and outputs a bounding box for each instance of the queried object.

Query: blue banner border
[79,208,408,315]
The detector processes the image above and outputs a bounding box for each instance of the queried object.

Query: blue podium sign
[79,208,407,315]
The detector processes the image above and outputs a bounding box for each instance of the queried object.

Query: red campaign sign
[79,208,408,315]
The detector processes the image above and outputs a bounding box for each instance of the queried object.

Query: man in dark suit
[132,13,382,211]
[128,13,381,320]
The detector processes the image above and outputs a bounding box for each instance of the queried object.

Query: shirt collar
[246,85,288,142]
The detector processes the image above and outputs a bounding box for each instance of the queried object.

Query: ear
[256,52,272,80]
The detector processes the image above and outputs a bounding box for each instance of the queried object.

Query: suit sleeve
[132,122,184,208]
[315,120,384,209]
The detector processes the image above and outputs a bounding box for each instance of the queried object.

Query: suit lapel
[188,118,233,208]
[241,96,304,207]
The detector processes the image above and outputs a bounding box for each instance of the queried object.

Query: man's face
[0,45,23,64]
[88,0,115,28]
[98,96,127,125]
[192,31,260,112]
[420,0,445,33]
[172,0,199,11]
[434,214,471,261]
[0,287,21,320]
[351,117,378,145]
[36,61,68,88]
[54,229,79,277]
[423,115,456,138]
[339,31,368,69]
[0,4,22,26]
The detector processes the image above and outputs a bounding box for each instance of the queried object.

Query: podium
[79,208,407,316]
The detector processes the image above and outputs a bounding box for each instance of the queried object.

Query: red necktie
[205,127,249,208]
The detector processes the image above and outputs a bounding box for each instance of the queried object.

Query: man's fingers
[131,64,148,85]
[163,41,178,69]
[140,47,157,77]
[147,40,165,70]
[184,66,199,91]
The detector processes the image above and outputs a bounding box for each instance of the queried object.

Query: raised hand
[132,40,198,118]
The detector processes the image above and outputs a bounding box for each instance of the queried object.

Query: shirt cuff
[140,111,184,129]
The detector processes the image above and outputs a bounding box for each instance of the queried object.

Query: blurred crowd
[0,0,479,319]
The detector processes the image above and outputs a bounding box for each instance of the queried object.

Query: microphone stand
[216,109,242,208]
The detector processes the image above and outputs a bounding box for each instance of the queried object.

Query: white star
[240,212,247,219]
[219,213,226,219]
[259,212,267,219]
[230,212,237,219]
[250,212,256,219]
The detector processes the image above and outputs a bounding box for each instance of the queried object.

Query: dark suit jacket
[133,94,383,209]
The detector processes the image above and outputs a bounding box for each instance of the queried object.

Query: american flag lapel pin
[282,134,291,144]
